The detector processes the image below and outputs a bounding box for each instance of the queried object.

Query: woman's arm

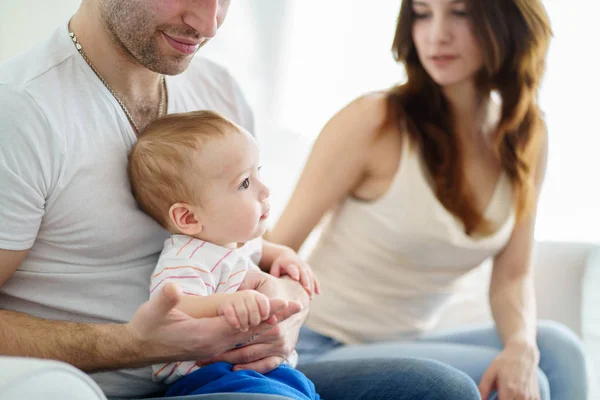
[270,93,389,251]
[489,131,549,350]
[478,131,549,399]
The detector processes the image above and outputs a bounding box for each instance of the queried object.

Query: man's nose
[181,0,221,38]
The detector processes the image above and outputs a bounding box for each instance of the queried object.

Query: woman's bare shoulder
[332,91,391,139]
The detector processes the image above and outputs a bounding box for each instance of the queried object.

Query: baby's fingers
[270,262,283,278]
[255,292,271,321]
[245,294,263,327]
[221,304,241,329]
[234,301,250,332]
[284,263,301,281]
[298,266,313,296]
[314,273,322,295]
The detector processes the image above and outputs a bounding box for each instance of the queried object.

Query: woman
[270,0,589,399]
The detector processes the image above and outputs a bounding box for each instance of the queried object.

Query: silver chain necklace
[68,31,167,134]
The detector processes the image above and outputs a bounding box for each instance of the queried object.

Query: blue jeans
[164,362,318,399]
[297,320,589,400]
[132,357,481,399]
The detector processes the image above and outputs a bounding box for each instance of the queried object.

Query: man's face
[98,0,230,75]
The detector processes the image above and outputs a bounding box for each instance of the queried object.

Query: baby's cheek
[231,210,261,237]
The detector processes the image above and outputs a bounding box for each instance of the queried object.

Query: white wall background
[1,0,598,243]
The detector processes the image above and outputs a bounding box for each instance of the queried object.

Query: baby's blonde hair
[128,110,240,229]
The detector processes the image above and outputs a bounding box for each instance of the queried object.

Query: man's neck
[69,3,163,123]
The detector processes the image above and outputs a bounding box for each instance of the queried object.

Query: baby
[128,110,319,399]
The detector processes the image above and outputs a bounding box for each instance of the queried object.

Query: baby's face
[192,129,270,246]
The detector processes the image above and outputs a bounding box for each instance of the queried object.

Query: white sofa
[0,357,107,400]
[535,242,600,400]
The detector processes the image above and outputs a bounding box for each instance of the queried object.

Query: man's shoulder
[0,24,75,90]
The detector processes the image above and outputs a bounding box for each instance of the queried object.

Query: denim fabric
[297,320,589,400]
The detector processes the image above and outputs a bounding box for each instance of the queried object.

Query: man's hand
[213,270,309,373]
[217,289,288,332]
[126,282,301,365]
[270,247,321,298]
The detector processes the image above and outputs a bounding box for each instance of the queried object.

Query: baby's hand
[218,290,279,332]
[270,249,321,298]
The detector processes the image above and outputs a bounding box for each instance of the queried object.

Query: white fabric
[305,138,516,344]
[150,235,262,384]
[0,23,254,398]
[583,248,600,398]
[0,357,107,400]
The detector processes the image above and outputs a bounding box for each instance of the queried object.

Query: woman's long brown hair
[388,0,552,234]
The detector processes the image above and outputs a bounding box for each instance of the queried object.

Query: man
[0,1,480,398]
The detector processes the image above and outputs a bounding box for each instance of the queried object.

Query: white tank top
[305,138,515,344]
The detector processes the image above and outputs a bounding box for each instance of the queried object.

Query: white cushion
[0,356,106,400]
[583,248,600,399]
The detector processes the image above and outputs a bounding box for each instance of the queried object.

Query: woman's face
[411,0,483,87]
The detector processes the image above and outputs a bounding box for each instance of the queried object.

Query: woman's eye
[413,11,430,19]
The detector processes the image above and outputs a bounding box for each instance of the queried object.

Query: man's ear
[168,203,203,236]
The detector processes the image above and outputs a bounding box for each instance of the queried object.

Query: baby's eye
[239,178,250,190]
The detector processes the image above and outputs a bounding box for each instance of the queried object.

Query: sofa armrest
[534,241,600,336]
[0,356,107,400]
[583,247,600,400]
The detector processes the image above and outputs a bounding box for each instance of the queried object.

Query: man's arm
[1,249,301,374]
[0,249,27,286]
[0,248,146,372]
[0,309,140,372]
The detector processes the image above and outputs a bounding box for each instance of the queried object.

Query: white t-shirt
[0,23,254,398]
[150,235,262,384]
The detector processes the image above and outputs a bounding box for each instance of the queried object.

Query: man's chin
[146,56,195,76]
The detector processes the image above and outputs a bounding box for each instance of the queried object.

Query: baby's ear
[168,203,203,235]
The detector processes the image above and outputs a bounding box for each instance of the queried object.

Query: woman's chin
[427,71,477,90]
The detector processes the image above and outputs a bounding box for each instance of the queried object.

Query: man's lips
[162,33,201,55]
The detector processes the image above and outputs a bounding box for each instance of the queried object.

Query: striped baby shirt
[150,234,262,384]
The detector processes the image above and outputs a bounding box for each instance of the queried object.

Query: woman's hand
[479,339,541,400]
